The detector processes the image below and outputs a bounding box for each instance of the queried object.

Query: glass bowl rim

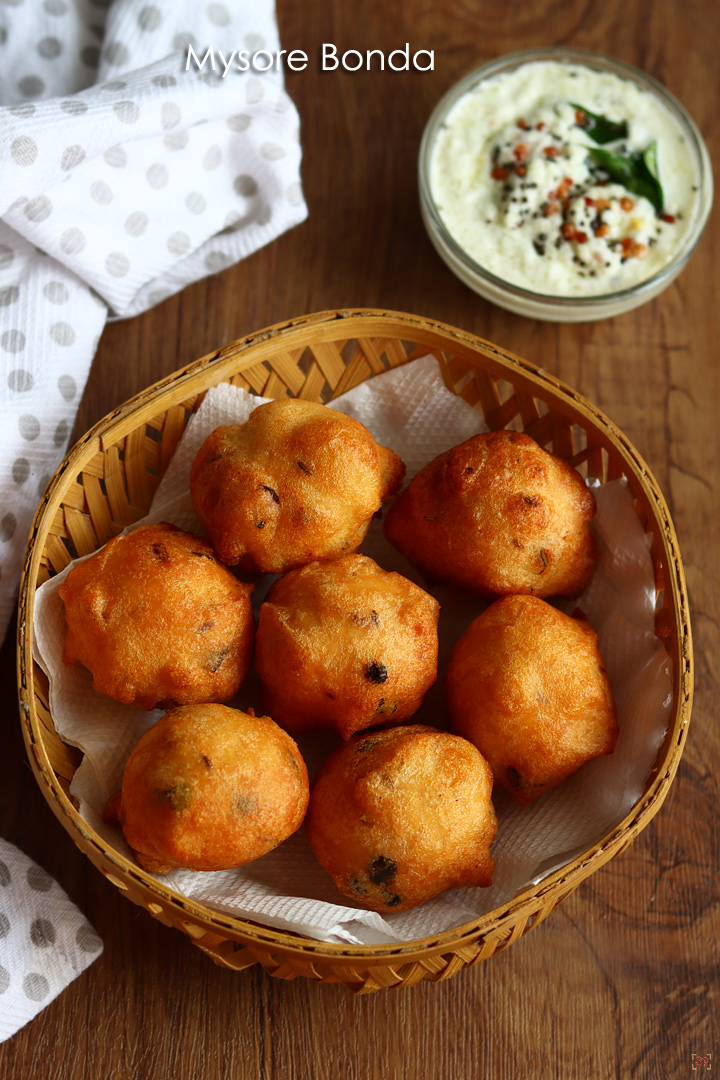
[418,46,714,310]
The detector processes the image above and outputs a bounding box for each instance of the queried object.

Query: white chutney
[429,61,699,296]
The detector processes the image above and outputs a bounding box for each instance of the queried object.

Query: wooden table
[2,1,718,1076]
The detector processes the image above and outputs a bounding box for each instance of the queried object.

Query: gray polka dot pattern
[114,100,140,124]
[103,145,127,167]
[208,3,230,26]
[81,45,101,68]
[203,145,222,171]
[0,839,104,1038]
[54,419,70,446]
[26,866,52,892]
[161,102,181,129]
[90,180,113,205]
[204,250,232,273]
[24,196,53,222]
[105,252,129,277]
[9,104,36,118]
[11,136,38,167]
[18,415,41,441]
[7,369,33,392]
[23,973,50,1001]
[12,459,30,485]
[167,231,190,256]
[146,288,169,305]
[125,211,148,236]
[61,145,85,171]
[1,330,26,353]
[172,31,197,51]
[30,918,57,948]
[261,143,286,161]
[286,182,303,207]
[38,36,63,59]
[227,114,251,132]
[138,5,162,30]
[60,227,86,255]
[57,374,77,401]
[246,79,263,104]
[104,41,130,67]
[146,163,168,188]
[44,281,69,303]
[61,100,88,115]
[50,322,76,346]
[18,76,46,99]
[0,514,17,541]
[234,175,258,198]
[255,203,272,226]
[0,247,14,270]
[0,286,20,307]
[76,925,103,953]
[185,192,206,215]
[164,130,188,151]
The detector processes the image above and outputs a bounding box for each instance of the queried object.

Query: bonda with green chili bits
[190,398,405,575]
[59,523,254,710]
[255,555,440,740]
[305,725,497,913]
[104,704,309,874]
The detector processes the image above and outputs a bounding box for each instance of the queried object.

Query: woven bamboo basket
[17,309,692,993]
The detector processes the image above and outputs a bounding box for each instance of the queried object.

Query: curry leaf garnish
[587,141,664,214]
[572,103,629,144]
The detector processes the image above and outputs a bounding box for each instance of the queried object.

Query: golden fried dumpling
[385,430,596,599]
[189,398,405,574]
[446,595,618,804]
[59,523,254,710]
[255,555,440,740]
[103,704,309,873]
[305,725,497,912]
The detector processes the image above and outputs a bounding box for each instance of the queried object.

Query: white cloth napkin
[0,0,306,1041]
[0,0,308,641]
[0,838,103,1042]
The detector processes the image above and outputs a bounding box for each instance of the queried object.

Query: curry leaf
[571,103,629,144]
[587,142,664,214]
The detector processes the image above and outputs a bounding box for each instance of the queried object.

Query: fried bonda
[190,399,405,574]
[446,595,618,804]
[104,704,309,873]
[384,430,596,599]
[305,725,497,912]
[255,555,440,740]
[59,523,254,710]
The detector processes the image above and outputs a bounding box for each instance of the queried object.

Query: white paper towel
[33,355,674,946]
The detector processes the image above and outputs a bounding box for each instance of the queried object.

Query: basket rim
[16,308,694,962]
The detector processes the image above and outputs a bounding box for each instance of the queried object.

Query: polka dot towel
[0,0,308,640]
[0,837,103,1041]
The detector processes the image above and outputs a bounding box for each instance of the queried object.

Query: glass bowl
[419,47,713,322]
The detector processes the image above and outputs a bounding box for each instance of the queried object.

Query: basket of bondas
[18,310,691,993]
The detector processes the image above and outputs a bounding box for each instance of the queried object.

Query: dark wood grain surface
[2,1,718,1076]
